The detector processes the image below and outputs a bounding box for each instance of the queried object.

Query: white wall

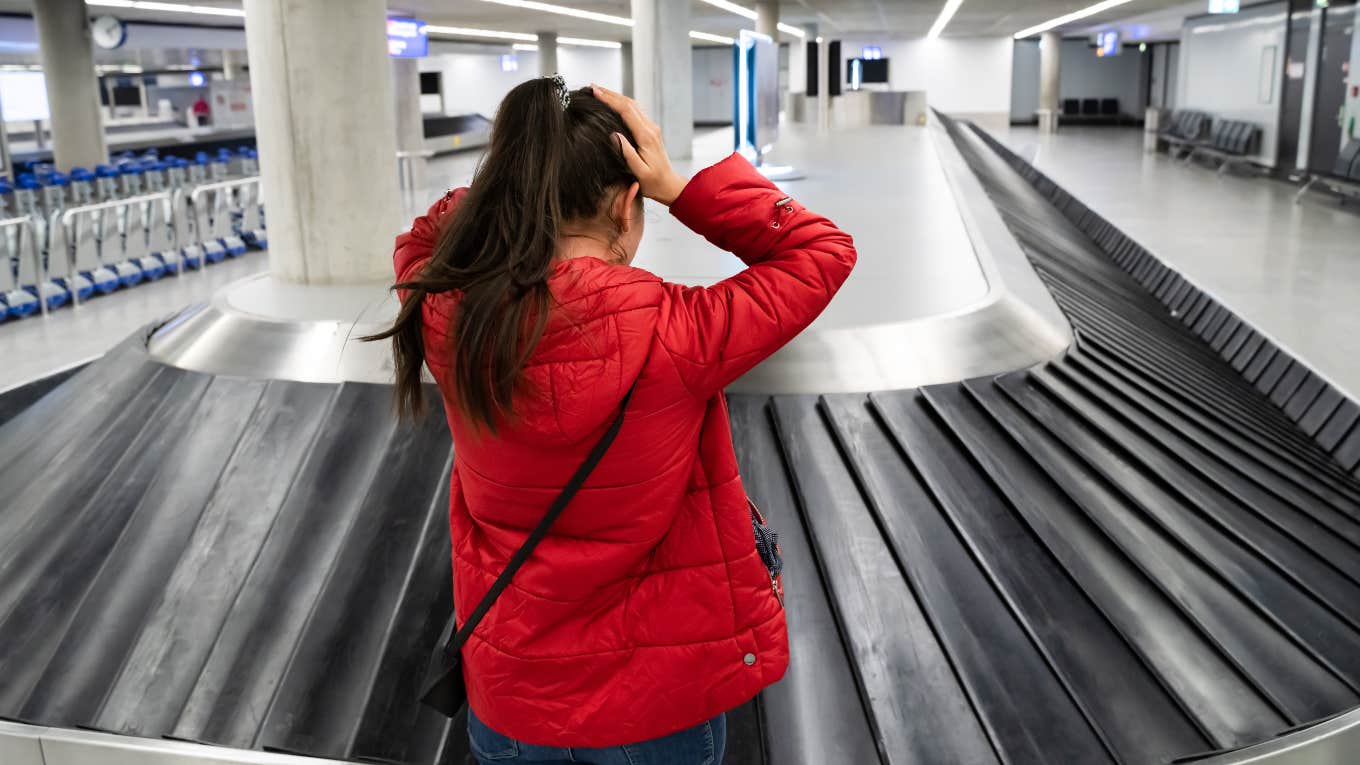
[1011,38,1150,122]
[693,45,734,124]
[424,45,622,118]
[1178,1,1288,166]
[841,37,1013,123]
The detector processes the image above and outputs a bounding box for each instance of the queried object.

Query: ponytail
[367,77,638,431]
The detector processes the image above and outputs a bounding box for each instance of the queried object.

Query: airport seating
[1183,119,1262,175]
[1295,138,1360,204]
[1157,110,1211,156]
[1059,97,1124,126]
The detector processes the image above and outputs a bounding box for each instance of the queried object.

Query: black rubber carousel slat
[91,380,341,738]
[1318,400,1360,453]
[1299,387,1346,438]
[169,383,401,749]
[887,384,1210,763]
[995,374,1359,723]
[20,375,267,730]
[961,379,1287,749]
[1063,354,1360,533]
[1029,367,1360,626]
[257,400,453,760]
[770,394,997,765]
[0,368,212,717]
[728,394,878,765]
[0,363,86,427]
[804,392,1107,765]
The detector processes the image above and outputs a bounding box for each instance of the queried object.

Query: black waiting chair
[1296,138,1360,204]
[1182,118,1261,175]
[1099,98,1119,116]
[1081,98,1099,116]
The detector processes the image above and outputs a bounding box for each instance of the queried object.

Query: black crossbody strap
[446,382,636,655]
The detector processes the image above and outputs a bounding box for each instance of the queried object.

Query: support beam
[392,57,426,195]
[621,41,635,97]
[756,0,779,40]
[244,0,402,284]
[538,32,559,77]
[1038,32,1061,134]
[32,0,108,171]
[631,0,693,159]
[221,48,244,81]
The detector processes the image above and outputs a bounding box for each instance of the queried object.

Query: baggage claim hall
[1,0,1359,763]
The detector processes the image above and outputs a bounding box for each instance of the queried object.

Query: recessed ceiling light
[86,0,245,16]
[698,0,757,21]
[512,43,539,51]
[559,37,623,49]
[927,0,965,40]
[426,25,539,42]
[472,0,633,27]
[1014,0,1137,39]
[689,30,736,44]
[776,23,806,38]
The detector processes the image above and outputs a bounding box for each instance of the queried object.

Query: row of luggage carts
[0,146,267,322]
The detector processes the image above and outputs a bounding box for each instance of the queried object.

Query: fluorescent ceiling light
[86,0,245,15]
[927,0,965,39]
[512,43,538,51]
[698,0,757,21]
[1013,0,1137,38]
[426,25,539,41]
[776,22,806,38]
[689,30,735,44]
[559,37,623,48]
[472,0,632,27]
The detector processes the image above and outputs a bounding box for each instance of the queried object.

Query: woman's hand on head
[592,84,689,206]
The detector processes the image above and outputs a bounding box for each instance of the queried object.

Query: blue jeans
[467,708,726,765]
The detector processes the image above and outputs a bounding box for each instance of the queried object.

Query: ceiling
[0,0,1208,41]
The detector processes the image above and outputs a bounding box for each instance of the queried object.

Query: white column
[817,36,830,133]
[538,32,559,77]
[221,48,244,81]
[621,41,635,97]
[392,57,426,194]
[756,0,779,39]
[244,0,402,285]
[1038,32,1061,134]
[32,0,107,170]
[631,0,693,159]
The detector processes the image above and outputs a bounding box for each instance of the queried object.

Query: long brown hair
[366,78,638,431]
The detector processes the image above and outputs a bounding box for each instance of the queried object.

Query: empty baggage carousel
[2,113,1359,764]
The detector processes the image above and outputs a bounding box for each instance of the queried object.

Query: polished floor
[995,125,1360,401]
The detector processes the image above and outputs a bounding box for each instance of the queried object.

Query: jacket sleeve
[656,153,857,398]
[393,187,467,285]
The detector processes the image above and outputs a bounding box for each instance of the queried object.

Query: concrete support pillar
[538,33,559,77]
[789,24,813,95]
[631,0,693,159]
[221,48,244,81]
[817,36,831,133]
[621,41,634,97]
[1038,32,1061,134]
[244,0,402,284]
[756,0,779,39]
[1296,9,1324,170]
[32,0,107,171]
[392,57,426,194]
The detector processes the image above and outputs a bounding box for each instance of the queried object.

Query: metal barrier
[186,176,264,263]
[57,191,177,308]
[397,149,435,198]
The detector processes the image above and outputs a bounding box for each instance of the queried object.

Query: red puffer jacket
[393,153,856,747]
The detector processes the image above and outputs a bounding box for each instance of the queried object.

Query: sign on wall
[1208,0,1240,13]
[387,17,428,58]
[1096,30,1121,57]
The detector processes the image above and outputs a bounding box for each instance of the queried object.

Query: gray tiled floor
[996,125,1360,400]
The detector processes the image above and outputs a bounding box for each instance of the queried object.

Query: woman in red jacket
[377,77,855,764]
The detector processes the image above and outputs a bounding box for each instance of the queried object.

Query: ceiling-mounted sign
[1096,30,1120,57]
[387,17,428,58]
[1208,0,1240,12]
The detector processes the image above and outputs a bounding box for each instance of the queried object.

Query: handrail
[59,190,177,307]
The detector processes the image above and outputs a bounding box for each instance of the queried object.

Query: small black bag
[748,500,784,606]
[420,384,636,718]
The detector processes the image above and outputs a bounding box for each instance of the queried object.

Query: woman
[378,77,856,764]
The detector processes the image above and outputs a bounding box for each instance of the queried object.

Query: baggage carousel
[2,114,1359,764]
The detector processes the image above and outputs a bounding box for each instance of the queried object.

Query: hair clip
[548,74,569,110]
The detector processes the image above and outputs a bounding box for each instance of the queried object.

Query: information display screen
[388,17,429,58]
[0,71,50,122]
[1096,30,1120,57]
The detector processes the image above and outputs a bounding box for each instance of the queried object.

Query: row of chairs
[0,148,266,322]
[1158,110,1262,175]
[1295,139,1360,205]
